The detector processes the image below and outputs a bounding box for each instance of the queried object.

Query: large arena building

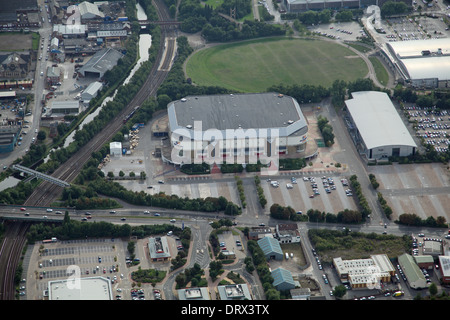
[385,38,450,88]
[344,91,417,160]
[165,93,309,166]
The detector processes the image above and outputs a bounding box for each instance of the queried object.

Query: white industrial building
[67,1,104,21]
[333,254,395,288]
[217,284,252,300]
[109,141,122,156]
[386,38,450,88]
[345,91,417,160]
[81,81,103,102]
[166,93,309,166]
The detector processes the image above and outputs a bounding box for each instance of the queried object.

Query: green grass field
[186,37,369,92]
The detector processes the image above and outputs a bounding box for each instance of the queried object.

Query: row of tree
[317,115,335,147]
[172,0,286,42]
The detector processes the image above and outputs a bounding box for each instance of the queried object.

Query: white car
[170,219,176,223]
[46,208,53,212]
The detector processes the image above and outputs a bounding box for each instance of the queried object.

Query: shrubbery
[349,175,371,219]
[254,176,267,208]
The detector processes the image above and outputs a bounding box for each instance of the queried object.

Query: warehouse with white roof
[386,38,450,88]
[345,91,417,160]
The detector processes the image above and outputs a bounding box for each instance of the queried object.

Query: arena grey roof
[168,92,308,138]
[345,91,417,150]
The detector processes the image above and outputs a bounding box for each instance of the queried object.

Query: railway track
[0,222,29,300]
[0,0,176,300]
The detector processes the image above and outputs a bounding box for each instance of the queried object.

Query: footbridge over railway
[138,20,181,27]
[12,164,70,188]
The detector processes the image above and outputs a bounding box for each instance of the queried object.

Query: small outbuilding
[109,142,122,157]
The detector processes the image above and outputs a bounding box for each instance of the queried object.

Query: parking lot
[382,15,448,42]
[368,162,450,221]
[309,21,368,42]
[405,105,450,153]
[217,231,246,259]
[22,237,174,300]
[262,175,358,215]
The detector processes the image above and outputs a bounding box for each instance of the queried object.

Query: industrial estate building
[386,38,450,88]
[177,287,210,300]
[344,91,417,161]
[271,267,296,291]
[257,236,284,261]
[50,100,80,115]
[333,254,395,289]
[81,81,103,103]
[78,47,123,78]
[438,256,450,285]
[217,284,252,300]
[0,126,22,153]
[398,253,428,289]
[165,93,308,166]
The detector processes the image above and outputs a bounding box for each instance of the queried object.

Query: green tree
[429,282,438,296]
[37,130,47,141]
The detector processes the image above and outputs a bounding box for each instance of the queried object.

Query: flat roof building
[438,256,450,284]
[345,91,417,161]
[217,284,252,300]
[177,287,210,300]
[0,125,21,153]
[148,236,171,262]
[166,93,309,165]
[48,276,113,300]
[422,240,443,256]
[333,254,395,289]
[53,24,87,37]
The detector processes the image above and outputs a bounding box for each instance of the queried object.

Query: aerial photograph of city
[0,0,449,312]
